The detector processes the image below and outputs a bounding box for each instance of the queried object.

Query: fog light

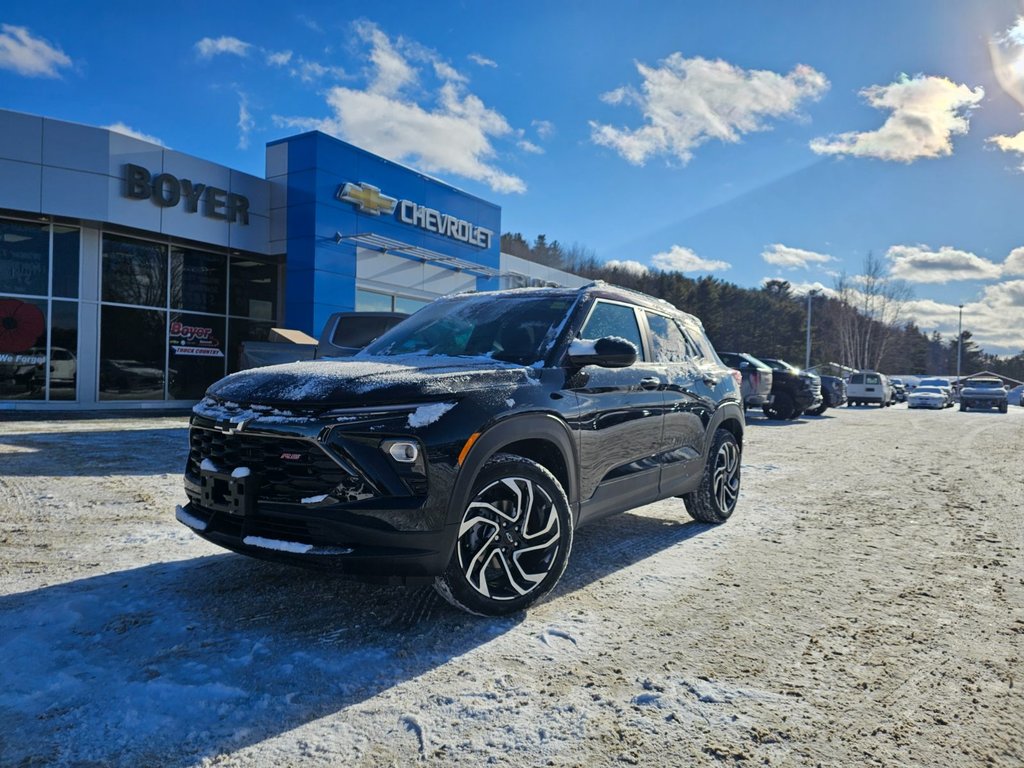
[386,441,419,463]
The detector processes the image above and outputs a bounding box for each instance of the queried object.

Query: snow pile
[174,505,207,532]
[407,402,456,428]
[192,397,310,425]
[231,467,251,478]
[300,494,329,504]
[242,536,313,554]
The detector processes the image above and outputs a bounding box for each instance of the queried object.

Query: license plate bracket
[200,468,255,517]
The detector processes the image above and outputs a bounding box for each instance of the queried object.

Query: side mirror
[567,336,638,369]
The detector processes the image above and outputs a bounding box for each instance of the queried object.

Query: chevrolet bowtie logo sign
[337,182,398,216]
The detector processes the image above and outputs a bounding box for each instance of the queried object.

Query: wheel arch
[451,413,579,525]
[702,402,745,458]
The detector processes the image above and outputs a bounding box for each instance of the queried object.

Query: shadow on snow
[0,510,713,766]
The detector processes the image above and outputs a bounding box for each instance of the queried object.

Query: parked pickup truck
[756,357,822,420]
[315,311,408,358]
[959,377,1008,413]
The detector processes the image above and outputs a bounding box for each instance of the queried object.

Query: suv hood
[205,355,535,407]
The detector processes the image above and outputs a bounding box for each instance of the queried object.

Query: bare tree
[833,252,913,370]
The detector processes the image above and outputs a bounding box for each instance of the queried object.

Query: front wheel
[684,429,741,524]
[434,454,573,616]
[763,392,794,420]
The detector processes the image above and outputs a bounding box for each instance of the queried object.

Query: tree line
[501,232,1024,381]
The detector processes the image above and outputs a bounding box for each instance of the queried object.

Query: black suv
[757,357,823,420]
[177,283,744,615]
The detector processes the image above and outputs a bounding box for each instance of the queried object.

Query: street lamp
[956,303,964,386]
[805,289,820,370]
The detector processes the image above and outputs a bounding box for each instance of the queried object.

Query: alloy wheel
[712,439,740,513]
[457,476,561,601]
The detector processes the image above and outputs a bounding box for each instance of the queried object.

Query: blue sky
[3,1,1024,354]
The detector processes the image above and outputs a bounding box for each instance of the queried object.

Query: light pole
[805,289,820,370]
[955,303,964,385]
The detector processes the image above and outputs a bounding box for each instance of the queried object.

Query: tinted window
[103,235,168,308]
[866,374,880,385]
[99,306,166,400]
[52,225,80,298]
[646,312,692,363]
[849,374,864,384]
[355,289,393,312]
[0,219,49,297]
[230,257,278,319]
[49,300,78,401]
[171,247,227,314]
[168,312,226,400]
[580,301,644,361]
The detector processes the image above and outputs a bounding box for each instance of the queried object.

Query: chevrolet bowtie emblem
[337,182,398,216]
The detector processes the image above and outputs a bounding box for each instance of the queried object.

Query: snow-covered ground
[0,405,1021,766]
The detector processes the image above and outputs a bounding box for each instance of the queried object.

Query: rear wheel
[763,392,794,420]
[434,454,572,616]
[684,429,741,524]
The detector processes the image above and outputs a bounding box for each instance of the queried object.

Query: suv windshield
[360,293,577,364]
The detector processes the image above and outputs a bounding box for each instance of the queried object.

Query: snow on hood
[205,354,532,406]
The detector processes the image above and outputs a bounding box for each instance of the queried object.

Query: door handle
[639,377,662,390]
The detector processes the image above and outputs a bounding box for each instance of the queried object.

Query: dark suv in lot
[756,357,823,420]
[177,283,745,615]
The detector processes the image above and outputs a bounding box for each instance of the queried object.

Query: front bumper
[179,403,468,580]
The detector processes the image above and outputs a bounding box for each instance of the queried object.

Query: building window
[171,247,227,314]
[0,216,82,402]
[168,313,226,400]
[357,288,431,315]
[99,306,166,400]
[0,219,49,297]
[102,234,167,307]
[229,257,277,320]
[97,233,277,400]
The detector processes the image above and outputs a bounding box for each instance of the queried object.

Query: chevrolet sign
[337,182,493,249]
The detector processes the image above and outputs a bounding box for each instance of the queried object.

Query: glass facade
[98,233,281,401]
[0,217,81,401]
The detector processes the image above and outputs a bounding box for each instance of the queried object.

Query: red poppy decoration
[0,299,46,354]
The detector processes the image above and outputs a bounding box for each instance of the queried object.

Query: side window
[677,320,712,360]
[646,312,694,363]
[850,374,864,385]
[580,301,645,361]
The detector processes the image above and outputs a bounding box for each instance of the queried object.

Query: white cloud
[761,278,837,298]
[266,50,293,67]
[902,290,1024,356]
[103,122,166,147]
[195,36,252,60]
[605,259,650,275]
[987,129,1024,170]
[532,119,555,140]
[237,94,254,150]
[810,74,983,162]
[0,24,72,78]
[650,245,731,273]
[355,21,417,97]
[275,23,525,194]
[590,54,828,166]
[518,140,543,154]
[1004,247,1024,276]
[761,243,834,269]
[469,53,497,68]
[886,244,1002,283]
[292,59,345,82]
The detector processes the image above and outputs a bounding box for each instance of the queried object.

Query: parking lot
[1,404,1022,767]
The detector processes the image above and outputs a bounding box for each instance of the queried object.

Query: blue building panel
[275,130,502,338]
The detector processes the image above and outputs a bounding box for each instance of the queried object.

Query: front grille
[187,427,362,502]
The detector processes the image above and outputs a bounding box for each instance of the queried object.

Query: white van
[846,371,893,407]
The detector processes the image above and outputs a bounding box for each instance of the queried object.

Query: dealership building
[0,108,583,411]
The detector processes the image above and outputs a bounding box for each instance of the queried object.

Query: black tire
[806,404,828,416]
[762,392,795,420]
[960,402,967,412]
[999,402,1007,413]
[684,429,741,524]
[433,453,573,616]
